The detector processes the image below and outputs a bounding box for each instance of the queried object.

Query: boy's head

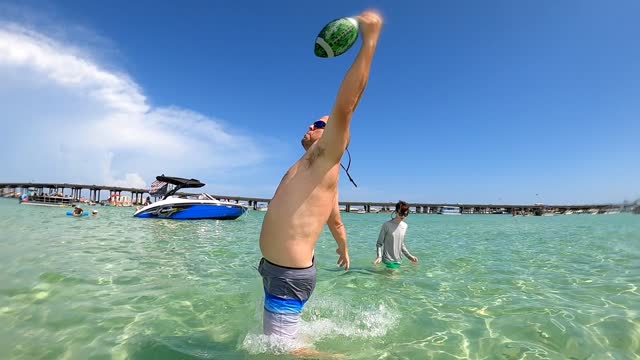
[395,200,410,218]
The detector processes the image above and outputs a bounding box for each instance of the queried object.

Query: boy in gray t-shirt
[374,200,419,269]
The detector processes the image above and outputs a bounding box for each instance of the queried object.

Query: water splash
[241,296,399,354]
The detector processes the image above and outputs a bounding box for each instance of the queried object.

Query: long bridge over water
[0,182,622,215]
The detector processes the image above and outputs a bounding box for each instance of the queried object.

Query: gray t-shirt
[376,219,414,263]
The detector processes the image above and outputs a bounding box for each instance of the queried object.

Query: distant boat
[439,206,461,215]
[19,193,75,207]
[256,206,268,212]
[356,209,366,214]
[133,175,248,220]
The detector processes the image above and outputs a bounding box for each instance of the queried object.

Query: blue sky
[0,0,638,205]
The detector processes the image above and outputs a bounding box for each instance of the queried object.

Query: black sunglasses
[313,120,326,129]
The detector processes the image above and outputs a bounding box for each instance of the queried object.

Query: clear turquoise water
[0,197,638,359]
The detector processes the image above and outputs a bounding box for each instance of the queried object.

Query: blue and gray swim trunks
[258,257,317,338]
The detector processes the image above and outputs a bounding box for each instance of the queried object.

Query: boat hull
[133,201,247,220]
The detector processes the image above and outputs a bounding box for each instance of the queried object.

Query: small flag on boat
[149,180,168,196]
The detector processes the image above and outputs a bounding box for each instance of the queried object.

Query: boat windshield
[152,175,205,200]
[201,193,217,201]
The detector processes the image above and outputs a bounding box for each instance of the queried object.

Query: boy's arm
[375,223,385,260]
[400,228,418,263]
[401,243,416,261]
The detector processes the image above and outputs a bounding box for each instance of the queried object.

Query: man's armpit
[304,146,325,168]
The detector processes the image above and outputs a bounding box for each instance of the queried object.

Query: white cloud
[0,22,267,191]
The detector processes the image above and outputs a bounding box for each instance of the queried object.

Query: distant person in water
[91,210,98,217]
[73,206,84,217]
[373,200,419,269]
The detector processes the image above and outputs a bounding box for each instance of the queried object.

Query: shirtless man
[258,10,383,343]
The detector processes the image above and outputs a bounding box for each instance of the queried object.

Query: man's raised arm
[319,11,383,163]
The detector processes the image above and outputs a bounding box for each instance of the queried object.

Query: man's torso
[259,142,340,268]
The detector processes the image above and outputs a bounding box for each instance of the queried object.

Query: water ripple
[0,199,638,359]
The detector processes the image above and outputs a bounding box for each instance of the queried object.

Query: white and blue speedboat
[133,176,248,220]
